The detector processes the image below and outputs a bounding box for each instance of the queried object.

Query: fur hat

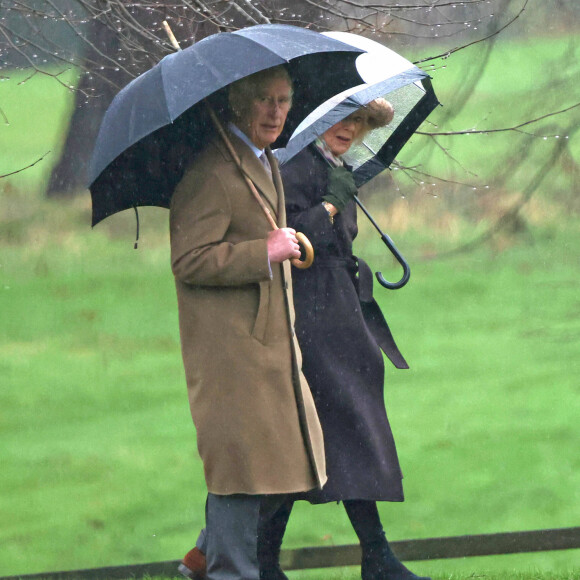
[364,98,395,130]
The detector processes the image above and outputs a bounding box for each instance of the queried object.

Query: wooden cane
[205,104,314,269]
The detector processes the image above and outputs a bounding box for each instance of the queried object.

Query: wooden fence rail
[2,526,579,580]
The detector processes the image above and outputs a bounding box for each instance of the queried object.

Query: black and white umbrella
[278,31,439,187]
[277,33,440,289]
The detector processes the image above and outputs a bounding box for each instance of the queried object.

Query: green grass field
[1,204,578,576]
[1,28,579,580]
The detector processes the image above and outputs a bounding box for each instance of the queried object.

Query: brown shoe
[178,547,207,580]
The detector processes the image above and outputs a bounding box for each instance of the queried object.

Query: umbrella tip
[163,21,182,52]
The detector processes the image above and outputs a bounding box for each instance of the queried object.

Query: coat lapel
[218,130,280,221]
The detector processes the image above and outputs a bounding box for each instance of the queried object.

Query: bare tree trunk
[44,1,232,196]
[46,21,132,196]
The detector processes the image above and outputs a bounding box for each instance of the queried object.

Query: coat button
[285,282,289,289]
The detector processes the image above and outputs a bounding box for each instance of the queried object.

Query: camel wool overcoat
[170,129,327,496]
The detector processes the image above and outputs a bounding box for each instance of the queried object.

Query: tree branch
[418,102,580,137]
[414,0,529,65]
[431,120,580,259]
[0,152,51,179]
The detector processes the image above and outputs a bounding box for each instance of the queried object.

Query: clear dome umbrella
[276,32,440,289]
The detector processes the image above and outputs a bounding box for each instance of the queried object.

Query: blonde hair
[363,98,394,132]
[336,99,394,147]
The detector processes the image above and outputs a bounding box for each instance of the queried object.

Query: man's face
[238,78,292,150]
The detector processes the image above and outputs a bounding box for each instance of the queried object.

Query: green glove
[323,166,358,213]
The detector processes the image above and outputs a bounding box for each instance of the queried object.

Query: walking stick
[162,21,314,270]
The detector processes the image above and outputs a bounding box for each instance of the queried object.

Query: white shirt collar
[228,123,264,159]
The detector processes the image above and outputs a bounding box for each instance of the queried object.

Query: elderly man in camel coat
[169,66,326,580]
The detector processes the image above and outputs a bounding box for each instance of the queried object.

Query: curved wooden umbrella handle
[291,232,314,269]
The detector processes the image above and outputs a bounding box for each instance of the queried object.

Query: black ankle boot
[361,539,431,580]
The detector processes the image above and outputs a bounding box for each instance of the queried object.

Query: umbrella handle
[375,232,411,290]
[205,102,314,269]
[293,232,314,269]
[354,196,411,290]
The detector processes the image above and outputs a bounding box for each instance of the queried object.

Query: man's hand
[267,228,301,263]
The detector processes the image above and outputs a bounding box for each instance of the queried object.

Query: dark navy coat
[282,144,407,503]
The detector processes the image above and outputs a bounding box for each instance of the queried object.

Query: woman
[258,100,431,580]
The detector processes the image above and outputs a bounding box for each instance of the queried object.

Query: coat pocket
[251,280,271,343]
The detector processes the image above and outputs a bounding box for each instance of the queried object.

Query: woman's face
[323,111,366,157]
[237,77,292,150]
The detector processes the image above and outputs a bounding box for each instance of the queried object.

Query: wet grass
[1,30,579,580]
[0,192,578,578]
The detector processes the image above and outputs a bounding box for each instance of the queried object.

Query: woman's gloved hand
[322,166,358,213]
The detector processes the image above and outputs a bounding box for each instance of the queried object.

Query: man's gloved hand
[322,166,358,213]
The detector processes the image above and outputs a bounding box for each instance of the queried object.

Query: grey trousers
[204,493,286,580]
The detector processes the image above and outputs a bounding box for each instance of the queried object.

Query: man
[170,66,326,580]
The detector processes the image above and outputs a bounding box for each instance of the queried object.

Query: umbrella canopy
[276,33,440,291]
[277,31,440,187]
[88,24,366,226]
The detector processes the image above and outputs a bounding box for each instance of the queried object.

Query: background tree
[1,5,578,574]
[0,0,549,193]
